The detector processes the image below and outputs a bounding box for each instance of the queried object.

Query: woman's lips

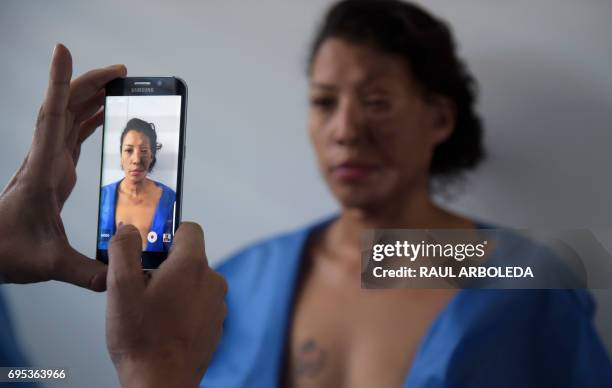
[129,169,145,177]
[332,163,379,181]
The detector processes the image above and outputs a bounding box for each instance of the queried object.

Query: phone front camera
[156,80,163,87]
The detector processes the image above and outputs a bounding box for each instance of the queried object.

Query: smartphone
[96,77,187,269]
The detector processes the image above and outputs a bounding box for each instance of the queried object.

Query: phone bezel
[95,77,188,270]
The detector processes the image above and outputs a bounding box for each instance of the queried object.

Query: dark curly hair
[120,118,163,172]
[308,0,485,182]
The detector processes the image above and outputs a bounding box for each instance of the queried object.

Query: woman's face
[120,130,153,184]
[308,38,454,209]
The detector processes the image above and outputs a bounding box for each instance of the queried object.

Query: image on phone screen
[96,78,186,269]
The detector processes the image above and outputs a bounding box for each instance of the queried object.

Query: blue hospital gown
[201,217,612,388]
[97,179,176,252]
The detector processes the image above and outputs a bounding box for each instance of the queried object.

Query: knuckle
[208,270,228,296]
[107,271,134,290]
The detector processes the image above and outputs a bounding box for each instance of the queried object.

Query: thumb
[52,245,108,292]
[31,43,73,170]
[107,224,144,305]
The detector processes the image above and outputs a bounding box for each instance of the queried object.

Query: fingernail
[118,221,124,227]
[107,64,125,70]
[51,44,61,63]
[53,43,65,56]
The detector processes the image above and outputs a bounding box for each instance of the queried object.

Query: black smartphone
[96,77,187,269]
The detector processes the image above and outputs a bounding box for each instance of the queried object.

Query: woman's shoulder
[214,217,334,281]
[215,225,309,274]
[450,289,596,323]
[151,180,176,198]
[101,180,120,189]
[100,180,121,196]
[410,288,611,387]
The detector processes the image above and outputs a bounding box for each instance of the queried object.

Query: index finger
[68,64,127,109]
[107,224,145,298]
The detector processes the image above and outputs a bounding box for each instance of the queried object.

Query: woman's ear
[427,95,456,146]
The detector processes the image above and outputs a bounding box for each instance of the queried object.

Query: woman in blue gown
[200,1,612,387]
[98,118,175,252]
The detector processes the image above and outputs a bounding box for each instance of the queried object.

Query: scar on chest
[293,338,328,378]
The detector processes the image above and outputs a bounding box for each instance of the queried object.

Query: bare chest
[115,189,162,244]
[283,263,456,388]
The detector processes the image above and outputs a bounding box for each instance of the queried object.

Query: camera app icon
[147,231,158,243]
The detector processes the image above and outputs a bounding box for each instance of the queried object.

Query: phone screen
[96,78,186,269]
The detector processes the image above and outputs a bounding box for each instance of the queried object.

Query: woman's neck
[120,178,150,200]
[322,184,472,271]
[335,187,436,246]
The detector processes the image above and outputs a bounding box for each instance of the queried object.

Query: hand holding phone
[0,44,227,388]
[0,44,124,291]
[106,223,227,388]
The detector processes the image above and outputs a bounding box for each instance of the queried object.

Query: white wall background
[0,1,611,387]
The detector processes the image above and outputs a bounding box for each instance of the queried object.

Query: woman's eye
[311,96,336,110]
[364,98,391,111]
[124,149,133,154]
